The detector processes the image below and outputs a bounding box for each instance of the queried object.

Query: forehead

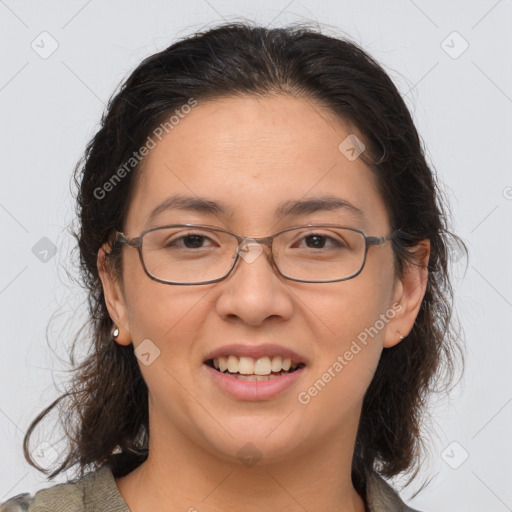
[125,95,389,234]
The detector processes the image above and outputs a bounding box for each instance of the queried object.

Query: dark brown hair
[23,20,464,491]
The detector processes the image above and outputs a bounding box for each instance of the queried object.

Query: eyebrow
[146,194,367,225]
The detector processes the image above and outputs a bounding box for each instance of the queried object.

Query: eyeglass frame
[109,223,402,285]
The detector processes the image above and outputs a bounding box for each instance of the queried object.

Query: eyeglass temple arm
[113,231,142,248]
[366,229,404,247]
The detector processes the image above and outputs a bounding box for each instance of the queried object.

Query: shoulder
[0,465,129,512]
[0,493,32,512]
[365,469,422,512]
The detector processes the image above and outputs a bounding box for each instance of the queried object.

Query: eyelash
[165,232,346,250]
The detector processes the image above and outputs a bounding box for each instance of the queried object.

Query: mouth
[205,356,306,381]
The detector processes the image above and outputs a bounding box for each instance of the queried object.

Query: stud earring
[111,324,119,339]
[397,330,405,340]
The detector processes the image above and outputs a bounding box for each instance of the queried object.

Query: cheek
[121,272,209,413]
[121,252,209,347]
[294,261,395,408]
[302,269,394,349]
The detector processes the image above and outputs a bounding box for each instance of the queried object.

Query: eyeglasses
[112,223,399,285]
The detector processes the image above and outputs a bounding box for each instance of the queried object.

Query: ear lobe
[383,239,430,348]
[97,245,132,346]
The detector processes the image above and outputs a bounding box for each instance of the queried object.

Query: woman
[1,21,463,511]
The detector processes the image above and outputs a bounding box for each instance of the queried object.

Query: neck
[115,414,366,511]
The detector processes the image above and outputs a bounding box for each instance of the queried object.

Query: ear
[383,239,430,348]
[97,244,132,346]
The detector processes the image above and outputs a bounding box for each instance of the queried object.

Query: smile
[206,355,304,381]
[204,359,306,400]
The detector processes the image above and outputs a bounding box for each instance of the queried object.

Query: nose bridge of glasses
[234,234,275,267]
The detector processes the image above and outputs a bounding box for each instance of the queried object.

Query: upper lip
[204,343,308,366]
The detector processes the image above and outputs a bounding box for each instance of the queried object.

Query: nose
[214,240,294,326]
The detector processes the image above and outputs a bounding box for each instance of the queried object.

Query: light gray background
[1,1,511,510]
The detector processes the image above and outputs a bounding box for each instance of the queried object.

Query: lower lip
[203,364,306,401]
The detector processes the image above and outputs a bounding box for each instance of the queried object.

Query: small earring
[397,330,405,340]
[111,324,119,339]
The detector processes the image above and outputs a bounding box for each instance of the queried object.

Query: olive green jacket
[0,465,420,511]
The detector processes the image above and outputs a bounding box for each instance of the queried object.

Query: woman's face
[101,94,413,465]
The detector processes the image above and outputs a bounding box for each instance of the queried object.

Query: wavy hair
[23,21,464,492]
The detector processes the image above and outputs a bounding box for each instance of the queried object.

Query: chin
[195,417,311,467]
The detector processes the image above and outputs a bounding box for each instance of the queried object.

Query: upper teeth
[212,355,298,375]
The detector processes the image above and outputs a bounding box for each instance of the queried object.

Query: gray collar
[365,469,420,511]
[0,464,421,512]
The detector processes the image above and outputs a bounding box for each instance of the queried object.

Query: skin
[98,94,430,511]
